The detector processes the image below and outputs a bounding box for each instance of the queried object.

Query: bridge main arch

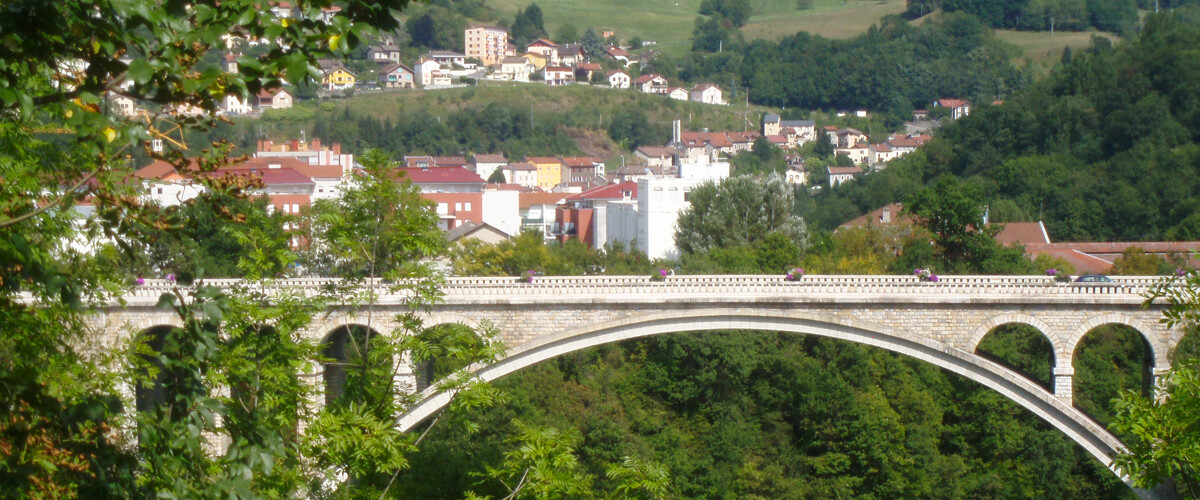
[398,307,1130,481]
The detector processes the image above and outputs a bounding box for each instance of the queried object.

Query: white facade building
[481,189,521,237]
[678,157,730,181]
[606,177,704,260]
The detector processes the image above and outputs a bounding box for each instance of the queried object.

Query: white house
[500,56,534,82]
[667,87,689,101]
[606,177,705,260]
[220,94,254,115]
[415,58,441,87]
[934,98,972,120]
[633,74,668,94]
[502,162,539,188]
[543,66,574,86]
[471,154,508,181]
[607,70,630,89]
[690,83,724,105]
[785,164,807,185]
[481,188,521,237]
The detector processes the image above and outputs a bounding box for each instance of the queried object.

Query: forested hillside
[805,14,1200,241]
[905,0,1146,33]
[685,12,1030,118]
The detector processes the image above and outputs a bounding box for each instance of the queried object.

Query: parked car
[1074,274,1114,283]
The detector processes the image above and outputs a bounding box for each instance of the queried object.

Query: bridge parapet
[110,274,1168,307]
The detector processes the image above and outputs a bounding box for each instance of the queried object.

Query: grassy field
[741,0,906,40]
[482,0,906,56]
[995,29,1120,70]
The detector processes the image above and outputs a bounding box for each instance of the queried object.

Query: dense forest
[802,14,1200,242]
[904,0,1146,33]
[684,12,1030,120]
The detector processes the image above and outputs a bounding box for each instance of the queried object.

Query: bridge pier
[1053,366,1074,404]
[1152,364,1173,403]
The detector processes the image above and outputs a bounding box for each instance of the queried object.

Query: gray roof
[763,113,780,122]
[781,119,815,127]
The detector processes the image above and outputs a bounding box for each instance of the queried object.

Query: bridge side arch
[966,313,1066,364]
[398,308,1128,480]
[1067,313,1166,368]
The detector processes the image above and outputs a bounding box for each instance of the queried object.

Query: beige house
[465,25,510,65]
[525,39,559,65]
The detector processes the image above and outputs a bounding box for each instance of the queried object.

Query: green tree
[0,2,515,496]
[1109,247,1171,275]
[813,129,835,158]
[675,174,809,255]
[581,28,605,60]
[1113,269,1200,498]
[554,23,579,44]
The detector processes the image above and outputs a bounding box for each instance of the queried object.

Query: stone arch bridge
[96,274,1183,492]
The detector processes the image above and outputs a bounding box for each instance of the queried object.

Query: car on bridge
[1073,274,1114,284]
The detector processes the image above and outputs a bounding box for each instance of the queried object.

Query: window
[437,203,448,215]
[454,202,462,211]
[464,202,472,211]
[292,204,300,213]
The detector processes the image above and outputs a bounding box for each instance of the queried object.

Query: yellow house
[526,156,562,190]
[321,64,356,91]
[521,52,548,70]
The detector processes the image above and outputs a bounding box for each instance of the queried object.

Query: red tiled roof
[565,181,637,201]
[527,38,558,48]
[222,167,313,185]
[994,222,1050,245]
[634,74,662,84]
[135,161,178,180]
[828,166,862,175]
[380,63,413,75]
[577,62,602,71]
[270,194,312,207]
[396,167,485,184]
[526,156,561,164]
[888,137,922,148]
[256,87,291,99]
[766,135,787,144]
[605,46,629,57]
[937,98,971,109]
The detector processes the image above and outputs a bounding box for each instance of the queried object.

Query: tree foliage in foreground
[0,1,517,496]
[1113,269,1200,498]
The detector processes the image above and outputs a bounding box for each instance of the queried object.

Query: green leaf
[127,59,154,84]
